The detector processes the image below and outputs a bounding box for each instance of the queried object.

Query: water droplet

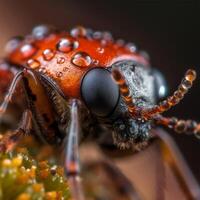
[32,25,56,39]
[70,26,87,38]
[71,52,92,67]
[5,36,23,54]
[27,59,40,69]
[42,68,47,74]
[43,49,55,61]
[20,44,37,58]
[97,47,104,54]
[73,41,79,49]
[86,28,93,38]
[56,38,78,53]
[63,67,68,72]
[57,57,65,64]
[139,50,150,61]
[102,31,113,41]
[93,31,103,40]
[38,67,47,74]
[0,61,9,70]
[116,39,125,47]
[101,39,107,46]
[126,43,137,53]
[56,71,63,78]
[93,60,99,65]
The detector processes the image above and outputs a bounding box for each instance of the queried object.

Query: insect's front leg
[0,64,37,118]
[0,66,38,152]
[0,60,18,99]
[0,109,32,152]
[0,60,23,128]
[64,99,85,200]
[0,65,59,150]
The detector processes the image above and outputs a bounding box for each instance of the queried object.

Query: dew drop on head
[5,36,23,54]
[71,52,92,67]
[63,67,69,72]
[20,44,37,59]
[57,57,65,64]
[56,71,63,78]
[102,31,113,41]
[32,24,56,39]
[140,50,150,61]
[70,26,87,38]
[27,59,40,69]
[97,47,104,54]
[56,38,78,53]
[126,43,137,53]
[43,49,55,61]
[93,59,99,65]
[93,31,103,40]
[116,39,125,47]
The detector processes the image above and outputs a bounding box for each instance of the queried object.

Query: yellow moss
[16,173,30,184]
[39,169,50,179]
[32,183,44,192]
[26,166,36,179]
[12,155,23,167]
[2,158,12,167]
[0,146,70,199]
[45,191,58,200]
[38,161,49,169]
[17,193,31,200]
[56,166,64,176]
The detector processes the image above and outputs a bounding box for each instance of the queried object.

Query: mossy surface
[0,148,70,200]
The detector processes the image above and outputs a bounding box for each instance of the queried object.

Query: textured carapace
[7,25,149,99]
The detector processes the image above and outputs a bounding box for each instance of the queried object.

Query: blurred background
[0,0,199,180]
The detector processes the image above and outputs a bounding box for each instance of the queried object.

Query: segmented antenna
[154,115,200,138]
[142,69,197,119]
[112,69,137,116]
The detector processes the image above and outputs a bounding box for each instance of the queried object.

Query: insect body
[0,25,200,199]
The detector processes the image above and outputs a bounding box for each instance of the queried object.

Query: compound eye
[81,68,119,117]
[152,68,168,101]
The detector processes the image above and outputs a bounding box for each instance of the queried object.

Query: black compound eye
[81,68,119,117]
[152,68,168,101]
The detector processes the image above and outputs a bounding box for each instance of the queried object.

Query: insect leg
[152,129,200,199]
[64,99,84,200]
[0,71,23,116]
[0,109,32,152]
[23,71,61,144]
[84,159,142,200]
[0,60,18,99]
[0,68,36,117]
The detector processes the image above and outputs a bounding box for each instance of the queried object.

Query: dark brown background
[0,0,200,180]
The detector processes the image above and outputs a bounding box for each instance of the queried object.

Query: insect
[0,25,200,199]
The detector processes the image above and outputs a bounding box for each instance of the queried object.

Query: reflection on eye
[152,68,168,101]
[159,85,166,98]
